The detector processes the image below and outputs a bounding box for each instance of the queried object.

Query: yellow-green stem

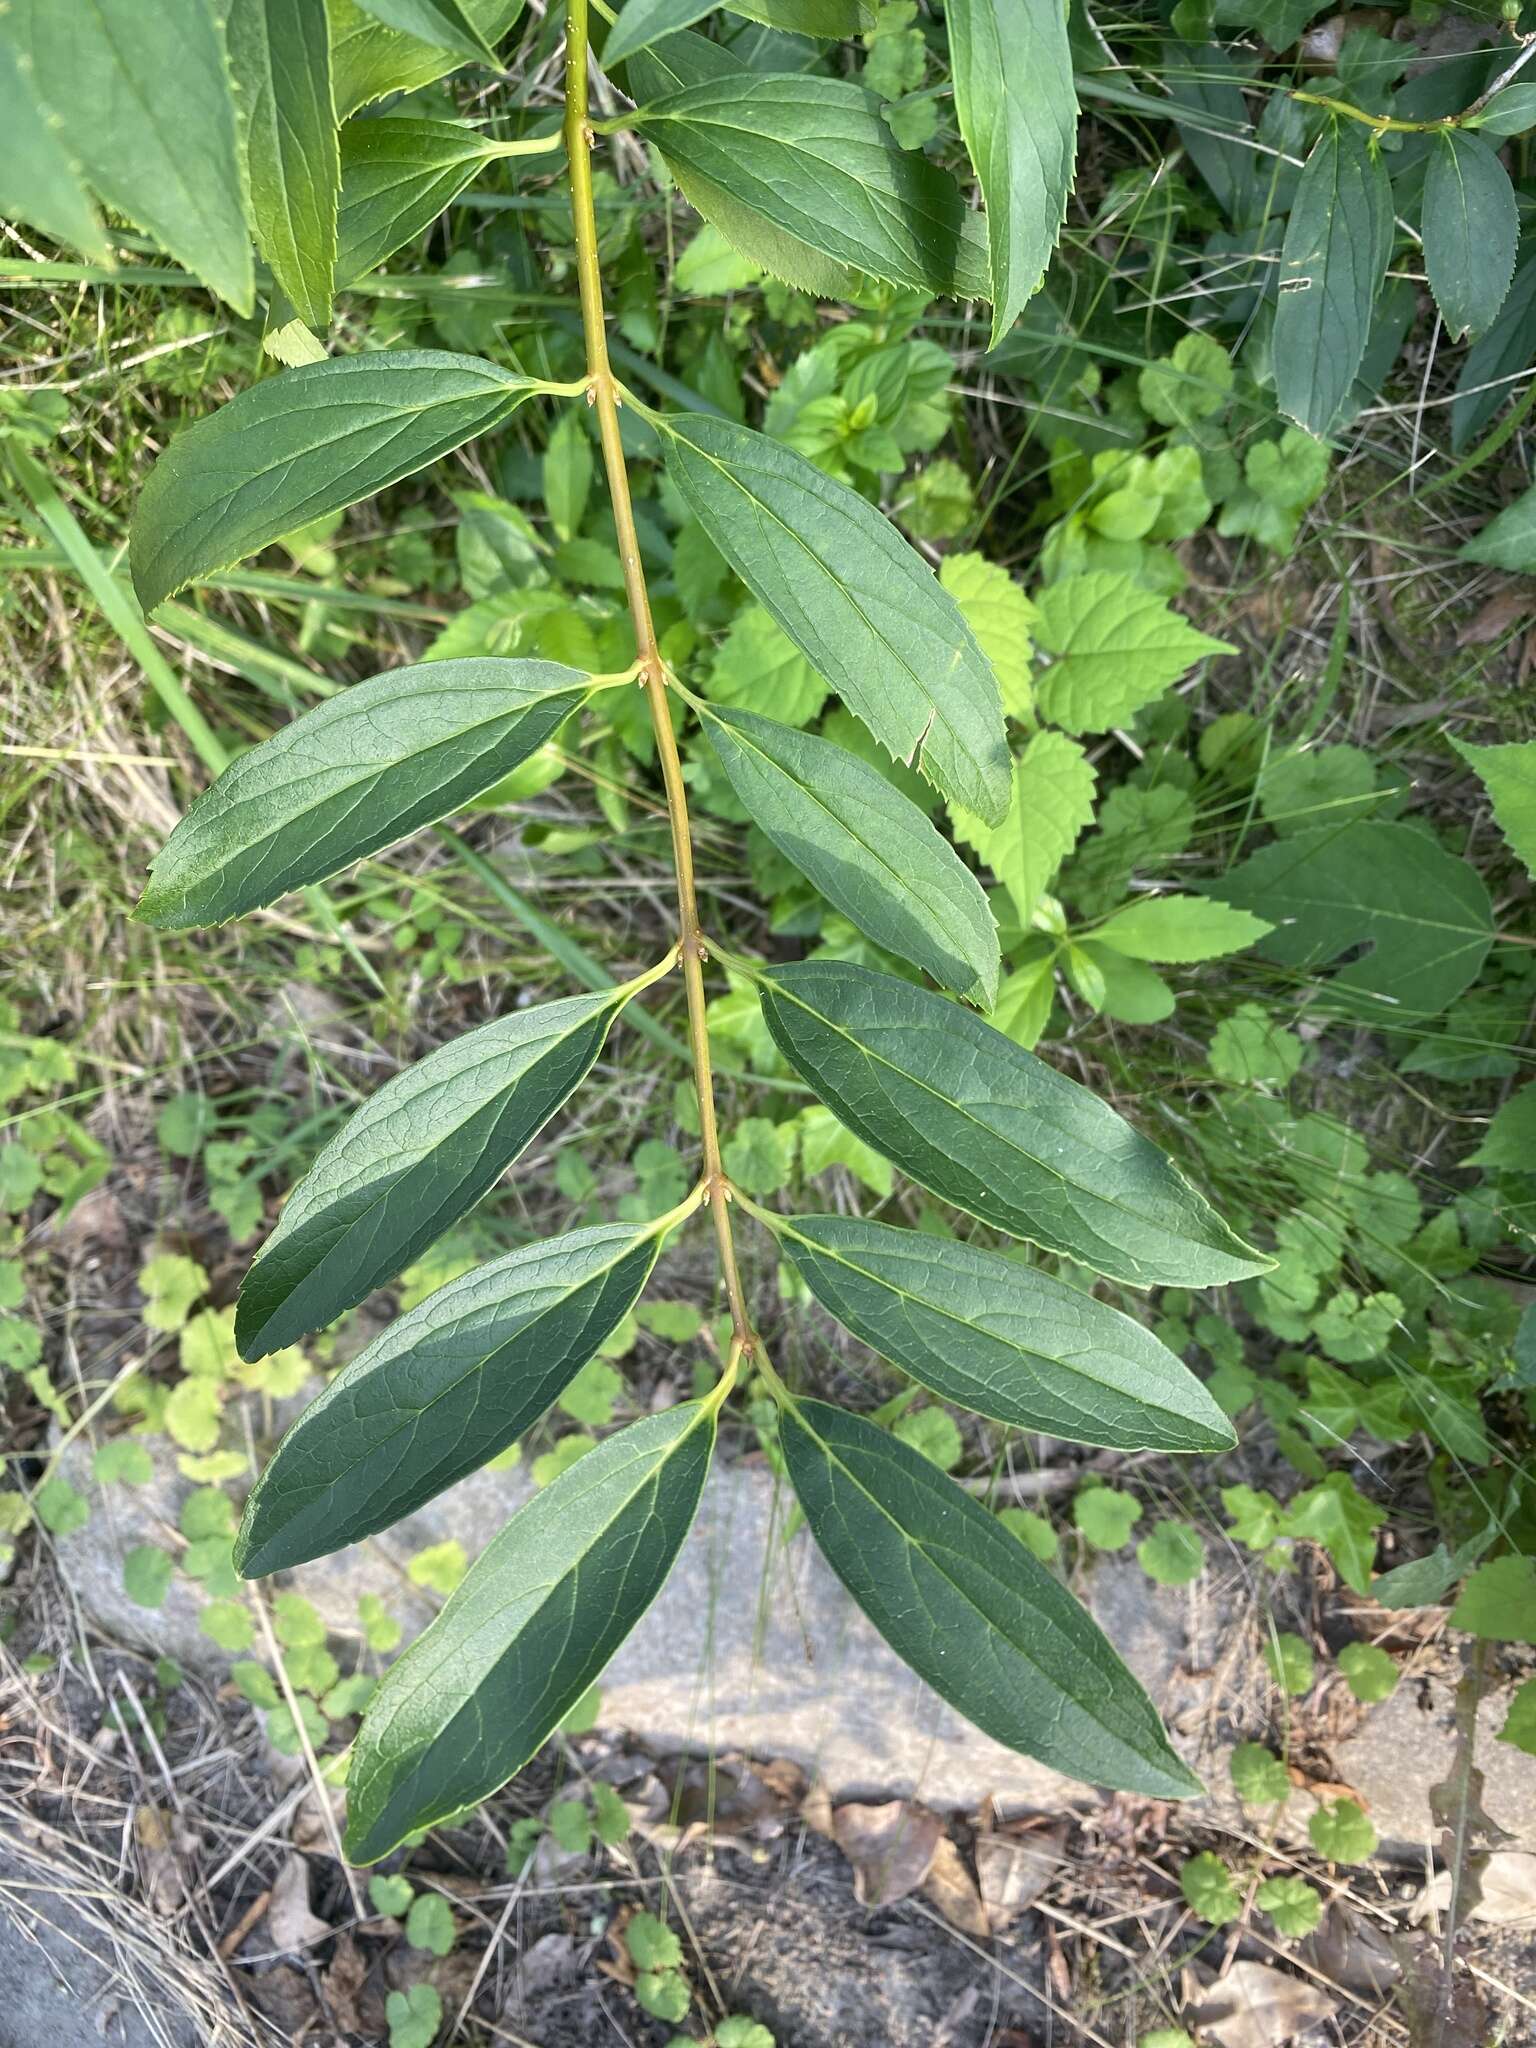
[563,0,753,1346]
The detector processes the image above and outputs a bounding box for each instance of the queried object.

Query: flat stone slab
[55,1434,1532,1839]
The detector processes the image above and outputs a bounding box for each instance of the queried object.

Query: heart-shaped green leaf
[139,659,592,929]
[235,1223,664,1575]
[344,1402,715,1862]
[779,1215,1235,1451]
[781,1398,1200,1798]
[757,960,1267,1288]
[701,705,998,1003]
[237,986,642,1357]
[130,350,545,611]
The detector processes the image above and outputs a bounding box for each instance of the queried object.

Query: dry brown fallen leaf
[975,1824,1068,1933]
[133,1803,187,1915]
[1192,1960,1338,2048]
[265,1852,331,1954]
[832,1799,945,1907]
[1456,585,1536,648]
[922,1836,990,1938]
[1415,1850,1536,1927]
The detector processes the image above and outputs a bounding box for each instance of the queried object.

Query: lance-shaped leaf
[0,24,107,262]
[757,960,1266,1288]
[9,0,252,312]
[1274,121,1392,437]
[236,987,640,1357]
[344,1402,715,1862]
[337,118,551,284]
[1423,130,1518,342]
[351,0,501,63]
[779,1216,1235,1451]
[605,0,870,65]
[635,76,991,301]
[130,350,544,612]
[229,0,340,332]
[330,0,523,118]
[781,1399,1201,1797]
[947,0,1077,348]
[138,659,590,929]
[236,1223,662,1575]
[700,705,999,1004]
[661,416,1009,824]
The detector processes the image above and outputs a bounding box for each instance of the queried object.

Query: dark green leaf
[236,1223,661,1575]
[1423,130,1517,341]
[947,0,1077,347]
[1207,820,1494,1025]
[338,119,520,285]
[229,0,340,332]
[330,0,523,117]
[1451,244,1536,450]
[350,0,501,63]
[236,987,637,1357]
[1274,121,1391,436]
[0,24,107,261]
[635,76,990,301]
[130,350,543,612]
[139,659,590,928]
[9,0,252,312]
[780,1399,1200,1797]
[700,706,998,1003]
[779,1215,1235,1450]
[606,0,869,65]
[756,960,1266,1287]
[661,415,1009,823]
[620,25,739,101]
[344,1402,715,1862]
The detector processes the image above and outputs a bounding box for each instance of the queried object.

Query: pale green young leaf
[1181,1850,1240,1925]
[1309,1798,1376,1862]
[779,1214,1235,1451]
[701,706,999,1003]
[0,25,108,262]
[344,1404,715,1862]
[236,988,635,1357]
[946,0,1077,347]
[140,660,590,929]
[235,1225,661,1575]
[337,119,516,284]
[1033,574,1233,734]
[706,607,829,730]
[1467,1080,1536,1171]
[1450,1554,1536,1642]
[958,732,1095,929]
[1273,121,1392,436]
[1092,895,1272,964]
[351,0,500,63]
[758,961,1268,1288]
[1073,1485,1141,1549]
[130,351,545,612]
[1499,1677,1536,1756]
[1138,1521,1206,1585]
[635,77,991,302]
[1282,1474,1383,1594]
[660,415,1009,823]
[1208,820,1494,1025]
[229,0,340,333]
[543,408,594,543]
[939,552,1038,722]
[1423,130,1517,342]
[1230,1742,1291,1805]
[1257,1875,1322,1939]
[781,1399,1200,1797]
[1452,737,1536,877]
[9,0,252,311]
[1337,1641,1398,1703]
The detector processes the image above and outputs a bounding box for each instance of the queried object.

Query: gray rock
[59,1439,1203,1812]
[0,1844,203,2048]
[1334,1674,1536,1858]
